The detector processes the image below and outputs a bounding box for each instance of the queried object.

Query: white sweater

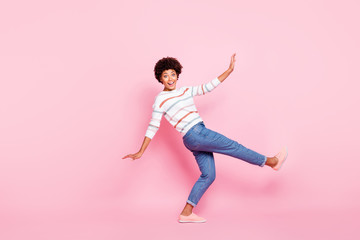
[145,77,221,139]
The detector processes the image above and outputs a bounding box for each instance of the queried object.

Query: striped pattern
[160,88,189,108]
[145,77,221,139]
[174,111,198,128]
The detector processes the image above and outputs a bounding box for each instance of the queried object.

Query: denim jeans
[182,121,267,207]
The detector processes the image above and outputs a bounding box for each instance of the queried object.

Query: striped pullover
[145,77,221,139]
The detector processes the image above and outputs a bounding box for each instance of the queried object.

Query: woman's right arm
[122,136,151,161]
[123,98,163,161]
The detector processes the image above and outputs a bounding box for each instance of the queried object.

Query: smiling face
[160,69,178,91]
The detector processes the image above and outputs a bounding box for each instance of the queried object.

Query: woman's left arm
[218,53,236,83]
[191,53,236,96]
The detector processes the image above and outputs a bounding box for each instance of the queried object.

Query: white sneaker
[178,212,207,223]
[273,146,288,171]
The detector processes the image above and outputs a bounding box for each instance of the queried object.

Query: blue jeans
[182,121,267,207]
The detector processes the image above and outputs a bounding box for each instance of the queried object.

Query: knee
[200,170,216,184]
[209,172,216,183]
[207,170,216,184]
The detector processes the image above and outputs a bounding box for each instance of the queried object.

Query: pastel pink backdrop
[1,0,359,239]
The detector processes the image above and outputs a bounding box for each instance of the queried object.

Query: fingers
[230,53,235,63]
[123,154,139,161]
[231,53,236,66]
[122,154,134,160]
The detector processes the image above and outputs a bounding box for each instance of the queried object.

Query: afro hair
[154,57,183,84]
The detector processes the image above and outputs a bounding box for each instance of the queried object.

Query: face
[160,69,178,91]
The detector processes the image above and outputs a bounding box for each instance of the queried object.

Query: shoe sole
[178,220,206,223]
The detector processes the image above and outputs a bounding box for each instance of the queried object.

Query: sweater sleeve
[190,77,221,97]
[145,99,164,139]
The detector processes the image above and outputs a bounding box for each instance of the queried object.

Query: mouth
[168,81,175,86]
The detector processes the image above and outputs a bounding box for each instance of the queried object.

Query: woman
[123,53,288,223]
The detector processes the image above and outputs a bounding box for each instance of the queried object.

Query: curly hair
[154,57,183,84]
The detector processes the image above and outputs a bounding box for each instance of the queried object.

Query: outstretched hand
[217,53,237,83]
[229,53,236,72]
[122,151,143,161]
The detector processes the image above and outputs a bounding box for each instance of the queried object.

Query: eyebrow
[163,71,175,75]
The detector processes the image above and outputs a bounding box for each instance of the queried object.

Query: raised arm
[191,53,236,96]
[218,53,236,83]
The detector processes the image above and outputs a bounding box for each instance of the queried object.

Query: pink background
[1,0,359,239]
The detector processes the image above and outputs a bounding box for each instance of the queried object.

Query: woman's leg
[185,125,267,167]
[180,121,281,216]
[180,150,216,215]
